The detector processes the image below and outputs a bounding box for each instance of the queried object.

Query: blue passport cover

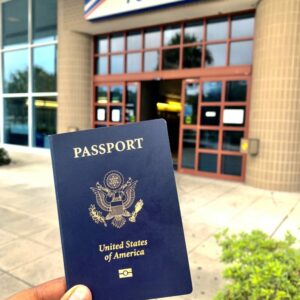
[49,119,192,300]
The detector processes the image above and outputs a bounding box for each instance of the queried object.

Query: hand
[7,277,92,300]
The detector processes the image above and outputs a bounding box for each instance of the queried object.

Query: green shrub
[0,148,11,166]
[214,229,300,300]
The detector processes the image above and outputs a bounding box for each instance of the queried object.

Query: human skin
[7,277,92,300]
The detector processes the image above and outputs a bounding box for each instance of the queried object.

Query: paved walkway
[0,150,299,300]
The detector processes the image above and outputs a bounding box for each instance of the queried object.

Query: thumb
[61,285,92,300]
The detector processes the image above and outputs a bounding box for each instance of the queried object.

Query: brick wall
[246,0,300,191]
[57,0,93,133]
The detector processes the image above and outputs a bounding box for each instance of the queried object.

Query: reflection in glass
[4,98,28,145]
[111,34,124,52]
[97,36,108,53]
[110,86,123,103]
[232,14,255,38]
[207,18,228,41]
[164,25,180,46]
[221,155,242,176]
[97,56,108,75]
[126,84,137,122]
[127,31,142,50]
[184,21,203,43]
[202,81,222,102]
[96,107,106,122]
[163,49,179,70]
[127,53,141,73]
[200,130,219,149]
[110,55,124,74]
[33,45,57,92]
[205,44,226,67]
[145,28,160,48]
[223,107,245,126]
[33,0,57,43]
[33,97,57,148]
[230,41,253,65]
[201,107,220,126]
[3,49,28,93]
[223,131,243,151]
[182,130,196,169]
[226,81,247,101]
[110,107,122,122]
[144,51,159,72]
[97,86,108,103]
[183,47,201,68]
[2,0,28,47]
[184,83,199,125]
[198,153,217,173]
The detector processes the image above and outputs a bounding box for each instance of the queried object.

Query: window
[32,0,57,43]
[94,12,255,75]
[1,0,58,148]
[3,49,28,93]
[2,0,28,48]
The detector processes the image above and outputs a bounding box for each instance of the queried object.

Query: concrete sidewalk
[0,150,299,300]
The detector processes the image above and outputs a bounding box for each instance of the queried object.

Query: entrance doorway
[140,79,181,167]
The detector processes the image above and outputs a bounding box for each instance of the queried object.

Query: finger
[61,285,92,300]
[7,277,66,300]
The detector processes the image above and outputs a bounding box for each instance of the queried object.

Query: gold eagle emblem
[89,170,143,229]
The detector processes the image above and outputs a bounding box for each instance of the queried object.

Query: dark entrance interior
[140,80,182,167]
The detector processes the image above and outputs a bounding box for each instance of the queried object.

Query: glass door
[178,77,250,181]
[93,82,140,127]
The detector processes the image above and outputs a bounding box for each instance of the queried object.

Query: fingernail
[69,285,90,300]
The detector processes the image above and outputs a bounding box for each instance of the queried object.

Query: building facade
[1,0,300,192]
[0,0,57,148]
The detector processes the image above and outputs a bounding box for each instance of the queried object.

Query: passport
[49,119,192,300]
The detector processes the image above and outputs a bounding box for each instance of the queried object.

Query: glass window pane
[201,107,220,126]
[202,81,222,102]
[207,18,228,41]
[33,45,57,92]
[97,36,108,53]
[110,107,122,122]
[205,44,226,67]
[164,25,180,46]
[3,49,28,93]
[182,130,196,169]
[33,97,57,148]
[183,47,201,68]
[200,130,218,149]
[127,53,141,73]
[145,28,160,48]
[231,14,255,38]
[223,131,244,151]
[184,21,203,43]
[33,0,57,43]
[198,153,217,173]
[184,83,199,125]
[163,49,179,70]
[110,86,123,103]
[126,84,137,123]
[144,51,159,72]
[230,41,253,65]
[127,31,142,50]
[97,56,108,75]
[4,97,28,145]
[110,55,124,74]
[221,155,242,176]
[96,107,106,122]
[96,86,108,104]
[2,0,28,48]
[223,107,245,126]
[111,34,124,52]
[226,81,247,102]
